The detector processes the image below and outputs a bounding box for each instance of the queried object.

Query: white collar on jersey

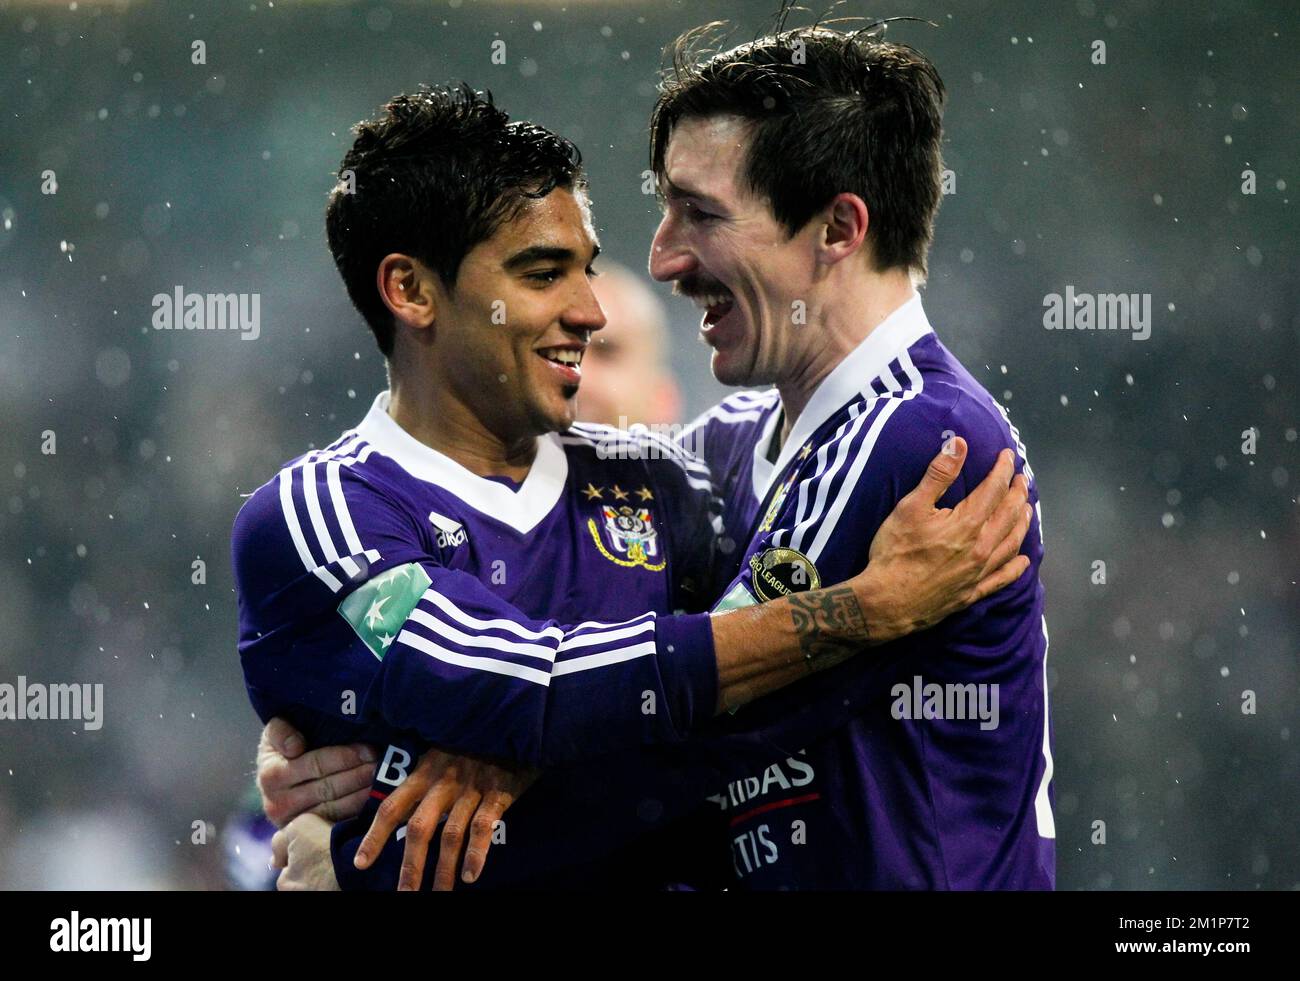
[355,390,568,535]
[749,401,784,511]
[753,291,934,500]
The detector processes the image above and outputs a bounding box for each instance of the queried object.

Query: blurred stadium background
[0,0,1295,889]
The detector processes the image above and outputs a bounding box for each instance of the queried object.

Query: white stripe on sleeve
[420,589,565,643]
[552,641,657,676]
[302,460,362,580]
[395,629,552,686]
[278,468,344,592]
[326,459,365,557]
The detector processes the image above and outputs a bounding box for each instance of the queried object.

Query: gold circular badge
[748,547,821,602]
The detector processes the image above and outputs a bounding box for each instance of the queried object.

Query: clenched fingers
[287,743,377,788]
[262,717,307,760]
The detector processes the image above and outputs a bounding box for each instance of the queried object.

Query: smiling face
[428,186,606,440]
[648,115,823,388]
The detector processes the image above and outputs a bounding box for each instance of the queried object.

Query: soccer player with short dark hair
[640,22,1054,888]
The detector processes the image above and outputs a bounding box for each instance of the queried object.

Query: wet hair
[326,84,585,356]
[651,16,946,277]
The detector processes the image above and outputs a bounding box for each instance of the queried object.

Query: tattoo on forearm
[789,586,869,672]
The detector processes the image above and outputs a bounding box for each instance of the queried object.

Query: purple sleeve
[232,465,717,767]
[373,578,716,765]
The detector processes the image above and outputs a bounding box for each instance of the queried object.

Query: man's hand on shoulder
[851,436,1031,645]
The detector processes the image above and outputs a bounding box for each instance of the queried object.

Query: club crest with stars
[581,482,666,572]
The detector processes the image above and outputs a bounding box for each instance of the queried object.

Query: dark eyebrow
[502,242,601,272]
[660,177,726,211]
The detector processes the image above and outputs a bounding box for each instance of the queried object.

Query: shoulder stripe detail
[720,389,780,407]
[802,398,905,562]
[559,428,711,486]
[566,422,707,470]
[278,468,344,592]
[320,430,359,454]
[302,459,361,581]
[685,396,781,464]
[993,398,1035,483]
[326,459,365,557]
[777,354,924,560]
[706,404,772,424]
[780,400,874,554]
[801,354,924,562]
[684,390,780,430]
[275,435,381,593]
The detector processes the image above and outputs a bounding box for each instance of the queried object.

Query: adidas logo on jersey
[428,510,467,548]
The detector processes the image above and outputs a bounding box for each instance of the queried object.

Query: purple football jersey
[232,392,721,768]
[684,294,1056,890]
[678,386,781,565]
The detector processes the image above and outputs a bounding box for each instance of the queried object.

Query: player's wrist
[848,565,907,647]
[788,581,875,674]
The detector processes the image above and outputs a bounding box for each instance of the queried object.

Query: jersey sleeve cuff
[655,612,718,737]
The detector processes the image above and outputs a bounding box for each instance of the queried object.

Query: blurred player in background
[579,261,682,428]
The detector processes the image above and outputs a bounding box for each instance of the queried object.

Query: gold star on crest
[799,443,813,460]
[581,483,604,501]
[610,484,629,501]
[635,486,654,502]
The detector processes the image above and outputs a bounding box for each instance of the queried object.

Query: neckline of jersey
[751,291,934,502]
[354,390,568,535]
